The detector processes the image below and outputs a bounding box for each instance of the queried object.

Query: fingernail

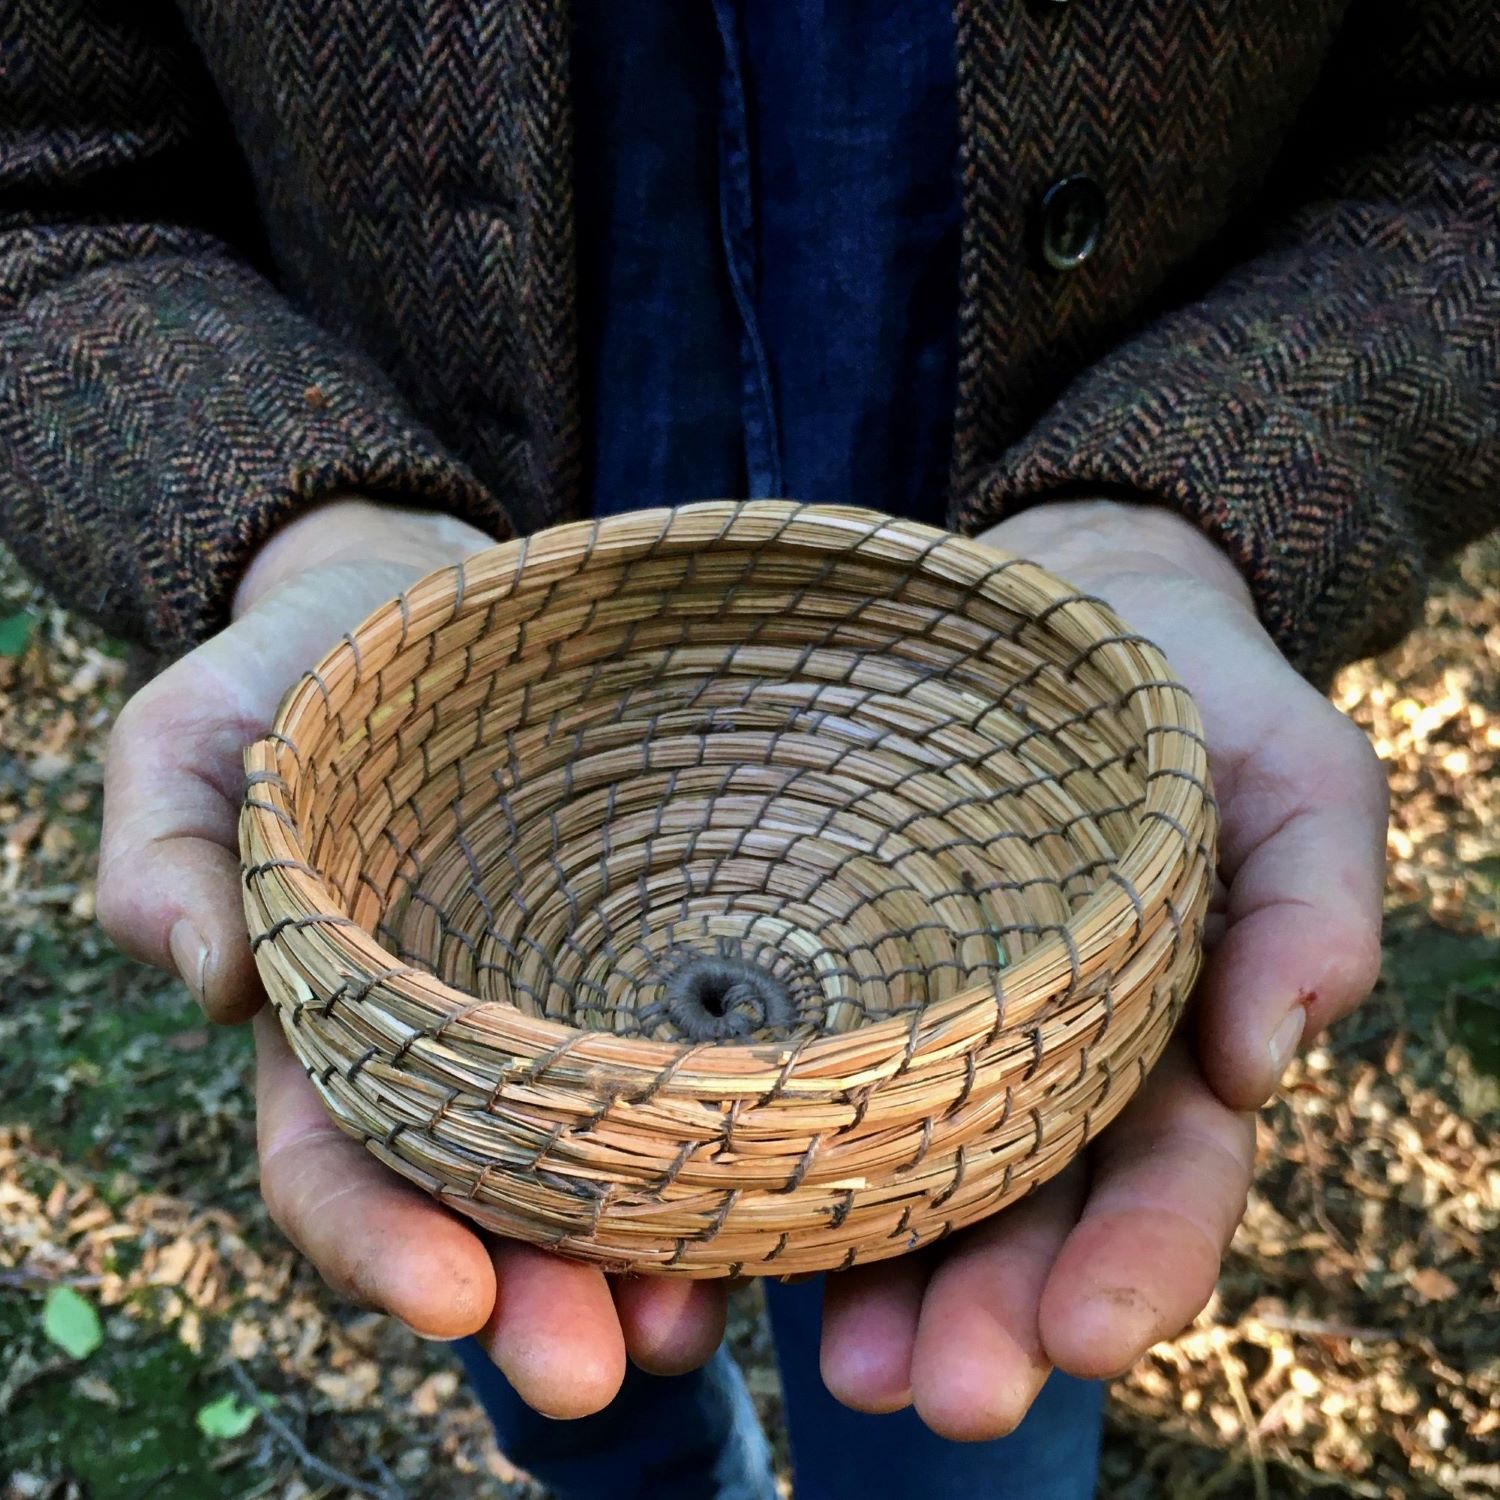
[1268,1008,1306,1089]
[169,919,210,1005]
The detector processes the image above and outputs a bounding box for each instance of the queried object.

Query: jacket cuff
[0,247,510,656]
[950,349,1420,689]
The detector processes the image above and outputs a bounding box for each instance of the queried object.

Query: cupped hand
[819,498,1387,1439]
[96,499,726,1417]
[97,495,1386,1429]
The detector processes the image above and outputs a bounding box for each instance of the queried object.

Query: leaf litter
[2,540,1496,1498]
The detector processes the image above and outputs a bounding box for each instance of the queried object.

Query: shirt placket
[710,0,783,499]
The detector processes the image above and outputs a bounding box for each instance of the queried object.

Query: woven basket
[240,502,1215,1278]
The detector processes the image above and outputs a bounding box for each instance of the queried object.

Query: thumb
[97,560,443,1021]
[1194,706,1388,1109]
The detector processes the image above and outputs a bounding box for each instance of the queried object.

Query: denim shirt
[572,2,961,528]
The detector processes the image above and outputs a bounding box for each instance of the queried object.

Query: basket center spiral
[287,508,1153,1046]
[662,955,795,1040]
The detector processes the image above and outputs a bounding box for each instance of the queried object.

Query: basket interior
[285,514,1153,1044]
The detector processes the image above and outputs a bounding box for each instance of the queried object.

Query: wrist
[979,498,1254,613]
[233,496,495,618]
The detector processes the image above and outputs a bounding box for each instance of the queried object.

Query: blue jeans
[455,1276,1104,1500]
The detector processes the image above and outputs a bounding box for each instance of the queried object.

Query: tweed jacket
[1,1,1496,685]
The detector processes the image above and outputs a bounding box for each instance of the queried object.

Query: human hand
[97,499,727,1415]
[818,499,1387,1439]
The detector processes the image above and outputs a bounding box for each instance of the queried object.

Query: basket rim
[240,501,1211,1082]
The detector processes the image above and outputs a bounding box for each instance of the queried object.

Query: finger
[1198,709,1387,1109]
[1040,1041,1255,1380]
[253,1010,496,1339]
[613,1275,728,1376]
[910,1164,1085,1442]
[819,1250,928,1413]
[484,1242,628,1419]
[98,562,440,1023]
[99,679,266,1022]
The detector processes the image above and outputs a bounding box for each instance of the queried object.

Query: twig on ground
[0,1267,104,1290]
[1212,1327,1268,1500]
[1249,1313,1397,1344]
[226,1358,405,1500]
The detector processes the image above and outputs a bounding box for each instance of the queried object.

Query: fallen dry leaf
[314,1362,382,1409]
[73,1375,121,1407]
[151,1235,197,1287]
[409,1369,460,1418]
[1408,1268,1460,1303]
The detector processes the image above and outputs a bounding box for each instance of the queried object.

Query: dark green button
[1039,174,1106,271]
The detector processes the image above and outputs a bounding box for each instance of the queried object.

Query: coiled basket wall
[241,503,1216,1277]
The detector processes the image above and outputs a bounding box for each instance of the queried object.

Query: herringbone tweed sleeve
[961,3,1500,688]
[0,2,507,654]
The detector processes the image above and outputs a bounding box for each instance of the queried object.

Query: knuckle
[1330,714,1389,806]
[92,878,130,946]
[105,693,141,754]
[92,849,151,953]
[1351,734,1389,811]
[258,1131,376,1306]
[97,696,157,897]
[259,1188,295,1250]
[257,1139,312,1246]
[257,1163,295,1242]
[106,681,161,759]
[1325,916,1383,1011]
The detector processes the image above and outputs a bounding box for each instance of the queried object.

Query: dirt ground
[1,539,1495,1500]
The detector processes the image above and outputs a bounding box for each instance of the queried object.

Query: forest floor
[1,540,1495,1500]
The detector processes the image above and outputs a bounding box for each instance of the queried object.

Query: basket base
[662,954,795,1040]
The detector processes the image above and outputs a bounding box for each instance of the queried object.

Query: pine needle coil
[240,502,1216,1277]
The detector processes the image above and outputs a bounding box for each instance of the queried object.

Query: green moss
[1,1295,255,1498]
[0,960,252,1177]
[1384,920,1500,1082]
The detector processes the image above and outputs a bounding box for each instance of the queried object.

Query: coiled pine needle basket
[241,502,1216,1277]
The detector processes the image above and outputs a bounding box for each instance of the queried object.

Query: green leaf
[195,1392,261,1440]
[42,1284,103,1360]
[0,610,38,658]
[27,930,67,979]
[1456,992,1500,1083]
